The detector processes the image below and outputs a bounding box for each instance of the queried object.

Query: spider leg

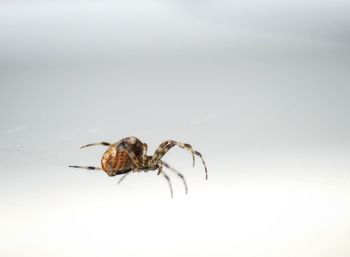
[119,140,142,169]
[117,172,130,185]
[152,140,208,180]
[152,140,195,166]
[69,165,103,171]
[162,161,188,194]
[194,151,208,180]
[80,142,111,149]
[158,165,173,198]
[141,143,148,163]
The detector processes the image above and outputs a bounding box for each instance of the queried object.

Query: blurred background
[1,0,349,257]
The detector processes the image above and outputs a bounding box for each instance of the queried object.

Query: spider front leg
[152,140,195,166]
[158,164,173,198]
[152,140,208,180]
[162,161,188,194]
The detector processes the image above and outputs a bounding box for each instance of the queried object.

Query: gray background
[1,1,350,257]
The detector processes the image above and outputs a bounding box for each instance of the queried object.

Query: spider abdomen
[101,148,131,175]
[101,139,143,176]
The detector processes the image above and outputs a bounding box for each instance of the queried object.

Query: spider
[69,136,207,198]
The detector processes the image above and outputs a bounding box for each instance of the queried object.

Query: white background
[1,1,350,256]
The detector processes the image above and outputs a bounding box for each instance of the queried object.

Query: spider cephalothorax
[69,136,207,197]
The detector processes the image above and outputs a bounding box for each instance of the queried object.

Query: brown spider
[69,136,207,198]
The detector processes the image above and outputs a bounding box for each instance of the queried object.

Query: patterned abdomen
[101,137,143,176]
[101,147,132,176]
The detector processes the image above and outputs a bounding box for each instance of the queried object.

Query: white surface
[1,1,350,256]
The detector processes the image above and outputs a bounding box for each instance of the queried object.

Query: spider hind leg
[117,172,130,185]
[69,165,102,170]
[80,142,111,149]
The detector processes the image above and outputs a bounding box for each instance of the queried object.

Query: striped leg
[152,140,195,166]
[152,140,208,180]
[69,165,103,171]
[162,161,188,194]
[194,151,208,180]
[141,143,148,163]
[158,165,173,198]
[80,142,111,149]
[119,140,142,170]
